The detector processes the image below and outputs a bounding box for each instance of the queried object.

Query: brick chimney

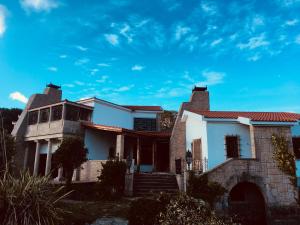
[169,86,210,173]
[43,83,62,103]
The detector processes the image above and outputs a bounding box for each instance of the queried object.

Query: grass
[60,198,132,225]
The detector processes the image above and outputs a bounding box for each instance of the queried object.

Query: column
[249,125,257,159]
[45,139,52,175]
[33,141,40,176]
[152,141,157,172]
[23,144,29,169]
[137,137,141,167]
[57,167,63,181]
[116,134,124,160]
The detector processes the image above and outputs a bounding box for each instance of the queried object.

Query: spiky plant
[0,171,69,225]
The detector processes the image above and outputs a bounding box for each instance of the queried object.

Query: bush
[187,172,226,206]
[158,193,235,225]
[0,171,69,225]
[97,159,127,199]
[128,193,171,225]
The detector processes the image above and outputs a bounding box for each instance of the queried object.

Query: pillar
[23,144,29,169]
[249,125,257,159]
[33,141,40,176]
[45,139,52,175]
[137,137,141,167]
[57,167,63,181]
[116,134,124,160]
[152,141,157,172]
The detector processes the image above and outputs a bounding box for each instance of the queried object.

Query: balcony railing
[25,101,93,139]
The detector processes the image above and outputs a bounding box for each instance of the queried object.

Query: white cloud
[76,45,88,51]
[285,19,298,26]
[74,58,89,66]
[96,75,109,83]
[0,5,7,38]
[247,54,261,62]
[59,54,67,58]
[120,24,133,43]
[9,91,28,104]
[131,64,144,71]
[197,70,225,86]
[115,84,134,92]
[237,33,270,50]
[47,66,57,72]
[104,34,119,46]
[74,81,84,86]
[183,71,195,82]
[201,1,217,15]
[210,38,223,47]
[175,25,190,40]
[183,35,199,51]
[63,84,74,88]
[20,0,59,12]
[97,63,110,67]
[295,34,300,44]
[90,68,99,75]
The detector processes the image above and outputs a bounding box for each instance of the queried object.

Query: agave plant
[0,171,70,225]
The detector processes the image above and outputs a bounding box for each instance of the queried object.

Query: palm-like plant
[0,171,69,225]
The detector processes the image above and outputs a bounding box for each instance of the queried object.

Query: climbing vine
[271,134,297,186]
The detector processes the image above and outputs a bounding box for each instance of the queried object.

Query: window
[134,118,157,131]
[51,105,63,121]
[39,108,50,123]
[28,111,38,125]
[292,137,300,159]
[65,105,80,121]
[225,136,240,158]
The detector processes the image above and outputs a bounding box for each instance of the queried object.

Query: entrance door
[229,182,266,225]
[156,142,169,172]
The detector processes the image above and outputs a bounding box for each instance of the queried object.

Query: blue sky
[1,0,300,111]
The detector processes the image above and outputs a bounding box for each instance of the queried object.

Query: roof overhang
[82,122,171,138]
[182,110,300,127]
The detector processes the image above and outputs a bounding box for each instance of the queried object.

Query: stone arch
[228,182,267,225]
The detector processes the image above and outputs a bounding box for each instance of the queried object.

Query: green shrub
[158,193,235,225]
[97,159,127,199]
[0,171,69,225]
[128,194,172,225]
[187,172,226,206]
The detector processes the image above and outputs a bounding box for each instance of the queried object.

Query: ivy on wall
[271,134,297,186]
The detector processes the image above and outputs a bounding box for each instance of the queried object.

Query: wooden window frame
[225,135,240,159]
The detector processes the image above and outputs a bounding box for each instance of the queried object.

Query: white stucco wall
[206,122,252,169]
[291,124,300,136]
[80,99,160,129]
[84,129,116,160]
[184,111,208,170]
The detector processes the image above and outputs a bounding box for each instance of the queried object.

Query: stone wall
[79,160,107,181]
[170,89,209,173]
[206,126,298,212]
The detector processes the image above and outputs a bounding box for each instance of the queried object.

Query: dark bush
[158,193,235,225]
[97,159,127,199]
[187,172,226,206]
[128,197,164,225]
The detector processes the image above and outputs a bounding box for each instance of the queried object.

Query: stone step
[133,173,179,197]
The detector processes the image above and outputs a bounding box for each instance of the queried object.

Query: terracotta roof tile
[188,110,300,122]
[122,105,163,111]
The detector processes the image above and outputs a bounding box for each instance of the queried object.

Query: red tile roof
[122,105,163,111]
[81,122,171,137]
[188,110,300,122]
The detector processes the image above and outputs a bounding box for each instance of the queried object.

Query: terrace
[24,100,93,140]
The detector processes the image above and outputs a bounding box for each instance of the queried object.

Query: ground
[60,198,132,225]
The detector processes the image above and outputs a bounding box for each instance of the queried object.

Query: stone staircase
[133,173,179,197]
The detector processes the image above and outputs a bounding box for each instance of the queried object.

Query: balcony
[24,101,93,140]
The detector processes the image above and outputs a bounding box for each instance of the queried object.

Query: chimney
[189,86,210,111]
[43,83,62,102]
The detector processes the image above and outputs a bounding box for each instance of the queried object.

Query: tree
[53,137,88,187]
[160,110,177,131]
[0,108,22,133]
[0,111,16,176]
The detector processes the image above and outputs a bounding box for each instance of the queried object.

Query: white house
[12,84,170,182]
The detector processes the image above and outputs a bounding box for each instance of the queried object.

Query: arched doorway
[229,182,266,225]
